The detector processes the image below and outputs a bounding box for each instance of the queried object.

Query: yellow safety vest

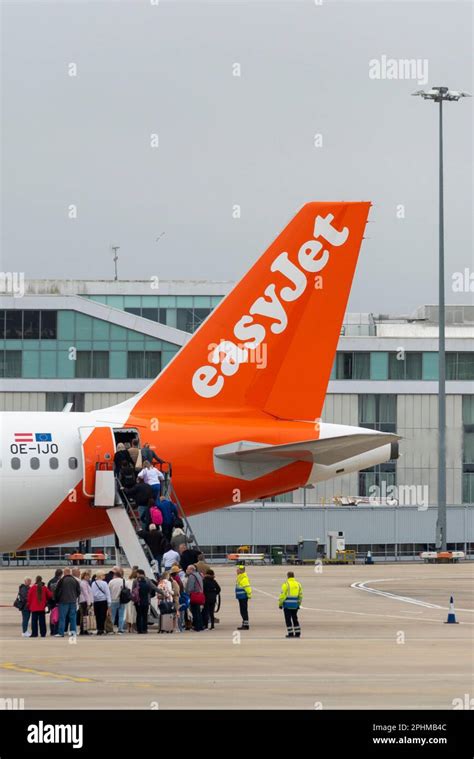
[279,578,303,609]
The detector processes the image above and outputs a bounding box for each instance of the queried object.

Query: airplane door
[79,426,116,498]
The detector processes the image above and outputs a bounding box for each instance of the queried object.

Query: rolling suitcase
[159,613,175,633]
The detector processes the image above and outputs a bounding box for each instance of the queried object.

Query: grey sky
[1,0,472,313]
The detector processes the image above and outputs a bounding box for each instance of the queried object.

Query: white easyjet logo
[192,213,350,399]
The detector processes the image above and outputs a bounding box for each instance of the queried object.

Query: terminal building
[1,280,473,560]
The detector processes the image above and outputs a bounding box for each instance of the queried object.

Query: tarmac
[0,562,472,710]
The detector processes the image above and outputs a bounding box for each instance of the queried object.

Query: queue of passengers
[14,555,222,636]
[114,439,164,486]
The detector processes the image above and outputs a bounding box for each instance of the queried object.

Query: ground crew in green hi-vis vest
[279,571,303,638]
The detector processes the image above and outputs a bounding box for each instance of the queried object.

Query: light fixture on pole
[412,86,470,551]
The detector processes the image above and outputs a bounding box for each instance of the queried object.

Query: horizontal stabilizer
[214,433,399,480]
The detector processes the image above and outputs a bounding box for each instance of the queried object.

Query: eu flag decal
[35,433,53,442]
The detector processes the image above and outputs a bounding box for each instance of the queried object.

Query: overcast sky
[1,0,472,313]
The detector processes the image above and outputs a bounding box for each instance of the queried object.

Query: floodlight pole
[412,86,470,551]
[437,94,446,552]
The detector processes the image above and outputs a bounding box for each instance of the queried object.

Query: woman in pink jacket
[27,576,52,638]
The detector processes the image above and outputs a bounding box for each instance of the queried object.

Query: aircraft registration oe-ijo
[0,202,399,556]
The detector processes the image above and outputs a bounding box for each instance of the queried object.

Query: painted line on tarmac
[1,662,95,683]
[252,586,473,625]
[352,579,474,612]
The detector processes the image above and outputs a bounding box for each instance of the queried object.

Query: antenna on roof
[111,246,120,281]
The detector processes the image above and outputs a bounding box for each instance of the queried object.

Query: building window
[336,352,370,380]
[5,310,22,339]
[46,393,85,412]
[75,351,109,378]
[23,310,40,339]
[462,396,474,504]
[0,351,22,377]
[359,394,397,433]
[127,351,161,378]
[176,308,211,333]
[3,310,57,340]
[40,311,57,339]
[359,464,396,498]
[447,353,474,381]
[388,352,422,380]
[359,394,397,498]
[124,307,167,324]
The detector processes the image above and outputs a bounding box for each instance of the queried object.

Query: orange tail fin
[132,202,370,420]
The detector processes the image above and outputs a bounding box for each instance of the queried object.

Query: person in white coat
[91,572,111,635]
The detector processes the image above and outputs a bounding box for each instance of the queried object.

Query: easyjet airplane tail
[1,201,399,555]
[128,201,371,421]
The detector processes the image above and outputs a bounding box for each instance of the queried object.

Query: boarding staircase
[93,459,200,577]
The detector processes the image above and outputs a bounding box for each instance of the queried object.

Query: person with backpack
[137,524,169,575]
[91,571,112,635]
[27,576,53,638]
[185,565,206,632]
[178,544,201,572]
[108,568,129,634]
[149,500,163,528]
[131,570,160,634]
[14,576,32,637]
[202,569,221,630]
[47,568,63,635]
[54,567,80,637]
[122,480,153,529]
[119,460,136,489]
[157,495,179,541]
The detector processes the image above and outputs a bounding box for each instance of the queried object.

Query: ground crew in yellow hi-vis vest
[278,571,303,638]
[235,565,252,630]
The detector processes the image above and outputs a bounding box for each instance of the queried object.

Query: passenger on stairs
[128,438,141,471]
[137,524,169,575]
[137,460,164,500]
[119,460,136,489]
[141,443,165,467]
[122,481,153,529]
[149,502,164,527]
[170,518,189,551]
[114,443,133,475]
[157,495,179,541]
[178,545,201,573]
[163,545,181,572]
